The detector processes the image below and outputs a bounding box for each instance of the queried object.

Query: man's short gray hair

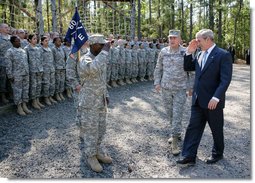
[196,29,214,40]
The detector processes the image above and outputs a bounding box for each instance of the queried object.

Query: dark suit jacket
[184,46,233,109]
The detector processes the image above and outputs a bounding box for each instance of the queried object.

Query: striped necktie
[201,50,208,70]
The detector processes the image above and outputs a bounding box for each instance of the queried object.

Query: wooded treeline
[0,0,250,58]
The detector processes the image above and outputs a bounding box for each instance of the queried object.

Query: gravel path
[0,64,250,178]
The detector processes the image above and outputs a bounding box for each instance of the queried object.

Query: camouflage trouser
[29,72,43,99]
[139,62,147,78]
[118,62,125,80]
[132,62,139,78]
[125,63,132,79]
[146,62,154,77]
[161,88,186,137]
[11,75,29,105]
[106,63,111,83]
[111,63,119,81]
[0,66,7,93]
[77,107,107,157]
[55,69,65,93]
[42,72,55,97]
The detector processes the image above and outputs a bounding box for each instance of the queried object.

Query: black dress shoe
[206,155,223,164]
[176,157,196,166]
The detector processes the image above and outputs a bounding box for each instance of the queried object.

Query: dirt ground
[0,64,251,179]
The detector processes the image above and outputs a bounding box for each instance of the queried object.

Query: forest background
[0,0,250,59]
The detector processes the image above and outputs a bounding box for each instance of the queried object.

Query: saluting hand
[187,39,198,54]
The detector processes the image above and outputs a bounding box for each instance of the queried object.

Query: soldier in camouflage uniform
[131,44,139,83]
[106,41,113,88]
[25,34,45,110]
[0,23,12,104]
[77,34,112,173]
[51,37,66,102]
[109,41,119,87]
[62,38,73,98]
[124,43,132,84]
[117,39,126,86]
[146,42,156,81]
[40,36,57,106]
[5,36,31,116]
[17,29,29,49]
[154,30,190,156]
[138,43,147,81]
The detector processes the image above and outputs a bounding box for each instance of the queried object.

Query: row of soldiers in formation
[0,24,167,115]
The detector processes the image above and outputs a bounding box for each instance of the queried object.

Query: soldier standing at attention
[0,23,12,104]
[5,36,31,116]
[77,34,112,173]
[154,30,190,156]
[25,34,44,110]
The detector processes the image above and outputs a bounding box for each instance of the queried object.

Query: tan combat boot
[37,98,45,108]
[168,135,182,144]
[126,78,132,84]
[120,79,126,85]
[96,153,112,164]
[66,88,72,98]
[22,102,32,114]
[49,96,57,104]
[1,93,9,104]
[87,156,103,173]
[59,93,65,100]
[32,99,41,109]
[44,97,52,106]
[17,103,26,116]
[111,80,118,87]
[55,93,62,101]
[172,136,181,156]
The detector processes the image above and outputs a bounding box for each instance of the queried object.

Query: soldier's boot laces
[22,102,32,114]
[96,153,112,164]
[44,97,52,106]
[66,89,72,98]
[55,94,62,101]
[37,98,45,108]
[172,136,181,156]
[32,99,41,110]
[1,93,9,104]
[59,93,65,100]
[49,96,57,104]
[17,103,26,116]
[87,156,103,173]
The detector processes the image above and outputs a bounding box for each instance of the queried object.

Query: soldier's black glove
[102,42,111,52]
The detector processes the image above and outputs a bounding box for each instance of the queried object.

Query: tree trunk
[137,0,141,40]
[46,0,50,32]
[51,0,57,32]
[130,0,135,39]
[149,0,152,24]
[157,0,162,38]
[35,0,44,36]
[9,0,15,28]
[171,1,175,28]
[189,3,193,41]
[58,0,63,34]
[209,0,214,31]
[217,0,223,47]
[233,0,243,46]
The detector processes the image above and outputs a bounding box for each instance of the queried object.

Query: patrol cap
[168,30,181,37]
[88,34,106,45]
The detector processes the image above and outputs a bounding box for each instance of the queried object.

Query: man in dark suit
[177,29,233,166]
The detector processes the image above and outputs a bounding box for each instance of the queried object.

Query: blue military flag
[65,7,88,54]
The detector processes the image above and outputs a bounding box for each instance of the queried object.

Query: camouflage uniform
[20,39,29,49]
[62,45,72,91]
[138,45,147,80]
[106,46,112,84]
[131,46,139,80]
[40,46,55,98]
[154,45,188,137]
[24,44,44,99]
[110,45,119,82]
[5,47,29,105]
[0,35,12,96]
[146,45,156,79]
[124,47,132,81]
[66,48,88,105]
[117,44,126,82]
[51,45,65,94]
[77,38,109,158]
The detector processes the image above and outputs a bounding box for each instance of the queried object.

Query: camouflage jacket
[51,46,65,70]
[0,35,12,67]
[77,50,109,109]
[40,46,55,73]
[5,47,29,78]
[24,44,44,73]
[154,46,190,90]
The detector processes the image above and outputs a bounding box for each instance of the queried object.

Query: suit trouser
[181,102,224,158]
